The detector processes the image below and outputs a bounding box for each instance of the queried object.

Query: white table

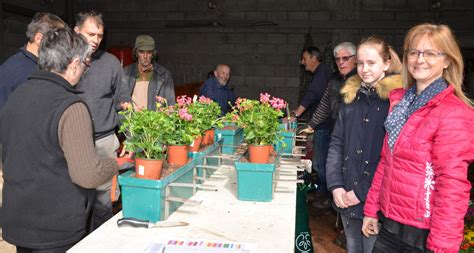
[68,159,301,253]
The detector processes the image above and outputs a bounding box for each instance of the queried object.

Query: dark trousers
[311,128,331,196]
[341,215,377,253]
[90,188,113,231]
[373,225,432,253]
[89,134,119,231]
[16,243,74,253]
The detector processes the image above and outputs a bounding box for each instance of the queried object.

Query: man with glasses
[73,10,131,231]
[0,12,65,109]
[300,42,358,210]
[0,27,119,253]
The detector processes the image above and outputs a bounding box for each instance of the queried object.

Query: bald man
[199,64,236,115]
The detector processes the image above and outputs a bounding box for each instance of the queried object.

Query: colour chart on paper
[144,239,255,253]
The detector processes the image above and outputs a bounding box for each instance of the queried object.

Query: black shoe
[334,229,346,249]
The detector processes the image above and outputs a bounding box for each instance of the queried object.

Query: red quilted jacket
[364,85,474,253]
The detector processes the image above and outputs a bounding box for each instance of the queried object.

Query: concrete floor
[308,194,345,253]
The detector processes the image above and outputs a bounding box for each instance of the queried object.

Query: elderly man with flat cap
[123,35,175,109]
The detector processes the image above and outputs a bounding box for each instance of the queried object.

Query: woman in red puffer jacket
[362,23,474,253]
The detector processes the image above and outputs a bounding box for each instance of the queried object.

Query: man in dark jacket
[73,10,131,231]
[199,64,236,115]
[0,28,118,253]
[0,12,65,109]
[299,42,357,209]
[292,46,332,208]
[123,35,176,109]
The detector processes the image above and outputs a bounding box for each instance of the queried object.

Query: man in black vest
[0,28,118,253]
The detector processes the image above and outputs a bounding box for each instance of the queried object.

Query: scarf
[384,77,447,151]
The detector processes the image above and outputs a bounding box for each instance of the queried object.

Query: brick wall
[4,0,474,107]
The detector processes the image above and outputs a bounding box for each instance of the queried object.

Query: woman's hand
[362,216,379,237]
[343,190,361,207]
[332,188,348,208]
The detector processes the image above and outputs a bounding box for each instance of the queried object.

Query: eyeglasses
[405,49,446,61]
[335,55,355,63]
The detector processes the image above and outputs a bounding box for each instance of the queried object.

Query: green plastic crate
[278,121,298,131]
[215,127,244,154]
[274,130,295,154]
[188,141,221,178]
[234,161,276,202]
[118,160,196,222]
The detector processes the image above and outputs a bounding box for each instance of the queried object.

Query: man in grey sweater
[74,10,131,231]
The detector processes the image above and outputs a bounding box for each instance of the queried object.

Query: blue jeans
[341,215,377,253]
[312,128,331,196]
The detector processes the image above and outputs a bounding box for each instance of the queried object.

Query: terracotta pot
[167,145,189,166]
[134,158,164,180]
[188,136,203,152]
[202,129,215,145]
[248,144,272,164]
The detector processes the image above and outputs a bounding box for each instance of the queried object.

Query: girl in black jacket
[325,36,403,253]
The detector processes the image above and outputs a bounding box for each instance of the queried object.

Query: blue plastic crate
[234,161,276,202]
[215,127,244,154]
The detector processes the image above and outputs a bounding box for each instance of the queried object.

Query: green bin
[234,161,275,202]
[118,160,196,222]
[215,127,244,154]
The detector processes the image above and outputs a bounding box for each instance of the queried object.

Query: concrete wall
[3,0,474,107]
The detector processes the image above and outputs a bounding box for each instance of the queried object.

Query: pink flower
[270,97,287,110]
[232,114,239,122]
[177,95,192,107]
[179,108,193,121]
[236,97,246,106]
[155,96,167,108]
[260,93,271,103]
[155,96,167,104]
[198,96,212,104]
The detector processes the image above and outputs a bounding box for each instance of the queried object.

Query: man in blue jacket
[0,12,65,109]
[199,64,236,115]
[292,46,332,208]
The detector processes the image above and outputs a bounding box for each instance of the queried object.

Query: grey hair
[38,28,92,74]
[75,10,104,29]
[26,12,65,42]
[333,42,356,56]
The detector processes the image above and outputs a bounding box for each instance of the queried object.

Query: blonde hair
[358,35,402,75]
[402,23,472,107]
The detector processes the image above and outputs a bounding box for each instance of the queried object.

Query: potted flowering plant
[225,93,287,163]
[119,103,168,179]
[187,96,224,146]
[159,95,201,165]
